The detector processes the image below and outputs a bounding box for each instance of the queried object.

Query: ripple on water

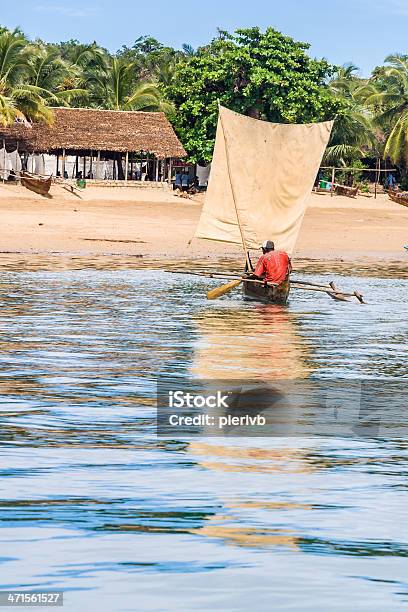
[0,265,407,610]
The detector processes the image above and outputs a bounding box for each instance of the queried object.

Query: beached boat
[335,184,358,198]
[192,106,333,304]
[388,189,408,208]
[21,171,52,196]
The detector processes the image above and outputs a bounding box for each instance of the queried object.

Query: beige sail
[194,106,333,254]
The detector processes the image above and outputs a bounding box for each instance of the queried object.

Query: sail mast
[219,108,252,271]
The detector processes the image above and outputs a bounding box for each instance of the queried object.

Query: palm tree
[27,45,87,106]
[58,41,108,72]
[87,56,173,179]
[328,62,360,95]
[325,63,375,166]
[90,57,171,112]
[0,29,53,125]
[182,44,196,56]
[362,54,408,165]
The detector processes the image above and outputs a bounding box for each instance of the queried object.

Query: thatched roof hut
[0,107,186,159]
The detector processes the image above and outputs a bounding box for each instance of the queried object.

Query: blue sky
[1,0,407,75]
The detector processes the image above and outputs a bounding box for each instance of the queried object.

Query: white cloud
[34,4,97,18]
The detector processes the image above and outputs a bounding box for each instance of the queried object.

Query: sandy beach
[0,183,407,265]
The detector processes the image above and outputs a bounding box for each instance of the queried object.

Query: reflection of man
[252,240,292,284]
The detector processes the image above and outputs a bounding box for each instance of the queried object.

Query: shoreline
[0,252,405,279]
[0,185,407,272]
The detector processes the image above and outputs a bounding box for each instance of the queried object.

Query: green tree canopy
[166,27,341,161]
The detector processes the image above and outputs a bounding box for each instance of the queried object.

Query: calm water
[0,261,407,611]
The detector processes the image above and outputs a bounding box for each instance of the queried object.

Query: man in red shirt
[251,240,291,284]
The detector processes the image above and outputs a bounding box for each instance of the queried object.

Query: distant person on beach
[181,173,190,191]
[249,240,292,284]
[174,172,182,190]
[385,173,396,190]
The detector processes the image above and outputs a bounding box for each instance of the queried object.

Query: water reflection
[192,304,312,379]
[0,266,407,610]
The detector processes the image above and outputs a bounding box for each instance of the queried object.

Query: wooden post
[374,158,379,199]
[62,148,66,179]
[16,141,19,181]
[330,167,335,197]
[168,158,172,186]
[83,155,86,179]
[97,151,101,181]
[155,157,159,182]
[130,152,134,180]
[56,154,59,177]
[125,151,129,182]
[2,138,5,184]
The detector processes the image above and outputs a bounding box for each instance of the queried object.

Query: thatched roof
[0,107,186,159]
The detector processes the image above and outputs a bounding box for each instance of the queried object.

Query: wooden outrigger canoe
[192,106,334,304]
[388,189,408,208]
[243,276,290,304]
[21,171,52,196]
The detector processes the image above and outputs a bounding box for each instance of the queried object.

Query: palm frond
[323,143,363,165]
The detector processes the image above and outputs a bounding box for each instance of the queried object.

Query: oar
[207,276,277,300]
[207,279,242,299]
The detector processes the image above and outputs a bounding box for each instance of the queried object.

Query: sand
[0,183,407,266]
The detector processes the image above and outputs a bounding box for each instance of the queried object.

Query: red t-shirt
[254,251,291,284]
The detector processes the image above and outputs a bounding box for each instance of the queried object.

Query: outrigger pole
[165,270,365,303]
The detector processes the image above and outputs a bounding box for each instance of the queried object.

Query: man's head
[262,239,275,254]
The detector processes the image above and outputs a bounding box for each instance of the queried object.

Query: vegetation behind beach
[1,24,408,174]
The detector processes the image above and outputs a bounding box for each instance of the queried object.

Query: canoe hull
[242,278,290,304]
[21,172,52,196]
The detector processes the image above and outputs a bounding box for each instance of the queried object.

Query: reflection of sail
[189,442,315,474]
[191,303,312,380]
[191,520,300,550]
[188,442,315,551]
[186,303,317,551]
[186,437,317,551]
